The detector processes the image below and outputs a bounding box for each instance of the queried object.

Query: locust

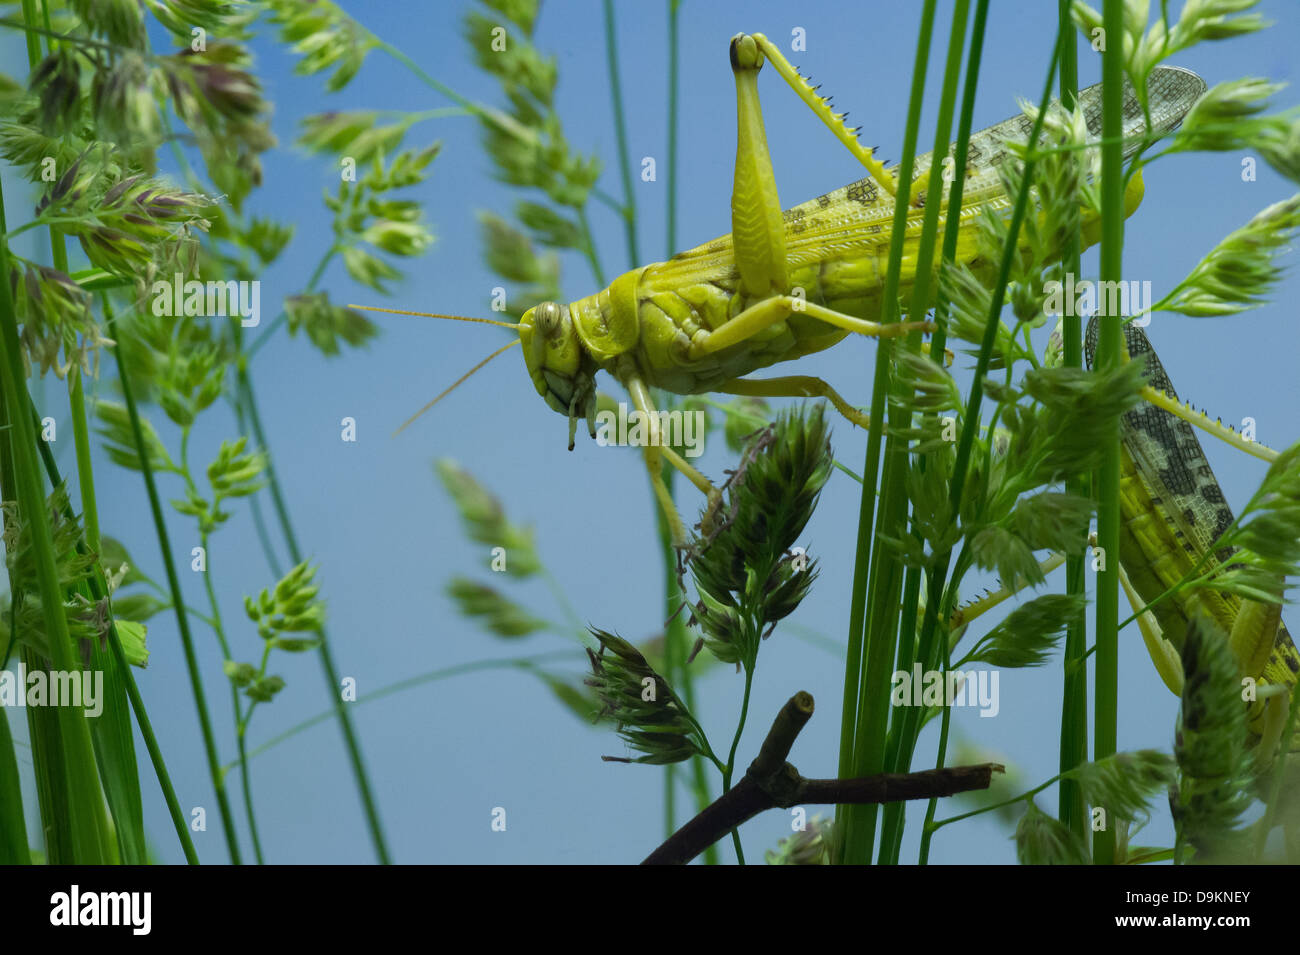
[353,33,1205,546]
[1085,319,1300,780]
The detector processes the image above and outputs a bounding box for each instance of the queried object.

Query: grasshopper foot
[729,34,765,73]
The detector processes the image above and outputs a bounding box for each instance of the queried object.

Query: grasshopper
[355,34,1205,545]
[1084,317,1300,778]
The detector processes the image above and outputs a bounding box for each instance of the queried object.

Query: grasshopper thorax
[519,300,599,449]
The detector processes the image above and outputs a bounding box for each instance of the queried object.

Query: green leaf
[0,689,31,862]
[110,593,168,625]
[245,561,326,641]
[358,219,432,257]
[170,488,210,520]
[951,742,1026,828]
[765,815,834,865]
[109,620,149,668]
[245,674,286,703]
[721,396,770,454]
[265,0,379,92]
[285,292,378,356]
[479,0,540,34]
[1015,800,1090,864]
[515,200,580,248]
[269,637,321,653]
[99,536,150,588]
[298,111,409,163]
[368,144,441,191]
[529,669,596,723]
[1061,750,1177,824]
[243,217,295,265]
[967,593,1085,668]
[970,524,1044,591]
[84,619,147,862]
[446,578,546,638]
[435,459,542,576]
[341,245,401,292]
[8,262,98,377]
[207,436,267,502]
[223,660,257,687]
[1173,616,1256,861]
[95,400,175,473]
[475,211,561,316]
[68,268,132,292]
[1009,492,1094,554]
[585,629,702,765]
[463,10,556,105]
[1160,196,1300,317]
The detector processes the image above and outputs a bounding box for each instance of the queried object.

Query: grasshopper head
[518,300,599,449]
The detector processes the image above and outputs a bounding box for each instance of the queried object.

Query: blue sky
[6,0,1300,864]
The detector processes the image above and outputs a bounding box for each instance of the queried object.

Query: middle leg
[716,374,873,431]
[689,294,933,357]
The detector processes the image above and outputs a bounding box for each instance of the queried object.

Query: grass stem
[603,0,639,271]
[236,365,392,863]
[838,0,938,865]
[1056,0,1090,841]
[105,299,243,864]
[1091,0,1128,867]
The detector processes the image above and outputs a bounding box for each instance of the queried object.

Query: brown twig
[641,691,1003,865]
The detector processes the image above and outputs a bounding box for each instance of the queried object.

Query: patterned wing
[1085,317,1300,695]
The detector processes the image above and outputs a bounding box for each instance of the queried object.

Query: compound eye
[535,301,563,339]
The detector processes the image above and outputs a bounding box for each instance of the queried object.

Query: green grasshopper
[355,34,1205,545]
[1085,318,1300,774]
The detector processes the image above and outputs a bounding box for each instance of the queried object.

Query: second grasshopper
[1086,318,1300,780]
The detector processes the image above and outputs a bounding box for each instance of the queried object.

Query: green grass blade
[19,648,73,862]
[85,635,146,864]
[105,301,244,864]
[1056,0,1090,841]
[236,366,391,864]
[0,708,31,863]
[838,0,939,864]
[0,268,111,862]
[877,6,1068,866]
[603,0,639,270]
[33,401,199,863]
[880,0,973,864]
[1091,0,1128,866]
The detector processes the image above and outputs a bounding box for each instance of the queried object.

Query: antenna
[347,304,526,436]
[347,304,521,331]
[392,338,521,437]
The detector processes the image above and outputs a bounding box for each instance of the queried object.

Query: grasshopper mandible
[354,34,1205,545]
